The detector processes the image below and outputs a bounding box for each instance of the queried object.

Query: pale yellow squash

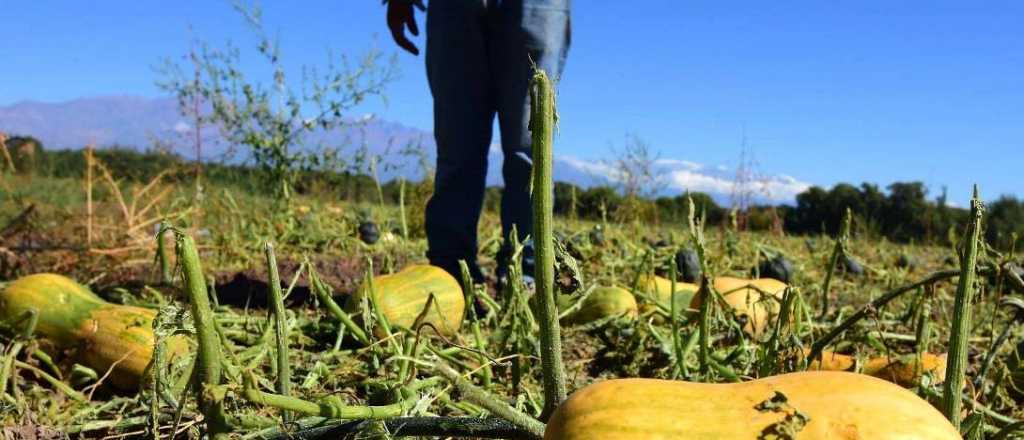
[545,371,960,440]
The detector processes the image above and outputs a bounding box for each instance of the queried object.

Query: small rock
[358,221,380,245]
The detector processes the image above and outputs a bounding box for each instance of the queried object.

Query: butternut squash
[0,273,188,390]
[545,371,960,439]
[806,350,947,387]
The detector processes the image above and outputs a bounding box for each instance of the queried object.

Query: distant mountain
[0,96,183,148]
[0,95,810,204]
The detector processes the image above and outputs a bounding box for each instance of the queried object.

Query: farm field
[2,139,1023,439]
[2,1,1023,438]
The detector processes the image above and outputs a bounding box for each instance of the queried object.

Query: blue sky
[2,1,1021,205]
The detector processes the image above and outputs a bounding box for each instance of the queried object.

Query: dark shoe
[495,242,536,290]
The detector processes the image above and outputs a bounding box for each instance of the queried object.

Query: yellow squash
[635,275,698,320]
[864,353,948,387]
[689,277,787,337]
[562,286,638,325]
[805,350,948,387]
[545,371,960,440]
[0,273,188,390]
[347,264,465,337]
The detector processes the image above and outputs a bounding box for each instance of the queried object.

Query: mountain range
[0,95,810,204]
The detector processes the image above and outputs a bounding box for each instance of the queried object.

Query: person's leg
[425,1,495,281]
[490,0,571,276]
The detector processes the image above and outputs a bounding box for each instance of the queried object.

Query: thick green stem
[435,362,545,440]
[0,343,25,398]
[14,360,86,402]
[265,242,292,422]
[942,186,984,428]
[820,208,850,317]
[697,277,711,376]
[242,371,414,419]
[157,221,173,285]
[669,257,684,378]
[308,263,370,345]
[529,68,566,420]
[399,178,408,240]
[460,260,493,387]
[914,290,933,386]
[175,233,231,438]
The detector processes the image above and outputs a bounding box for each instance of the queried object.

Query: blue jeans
[424,0,571,276]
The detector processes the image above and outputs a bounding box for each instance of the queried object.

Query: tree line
[5,135,1022,249]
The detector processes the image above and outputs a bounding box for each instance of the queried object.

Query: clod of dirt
[674,248,701,283]
[1,423,67,440]
[896,254,919,270]
[842,254,865,276]
[212,257,367,308]
[754,255,793,283]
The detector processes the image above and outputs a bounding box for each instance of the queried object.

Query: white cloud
[664,169,735,195]
[555,153,812,203]
[557,155,618,178]
[173,121,191,133]
[653,158,703,171]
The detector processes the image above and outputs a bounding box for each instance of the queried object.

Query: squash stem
[819,208,850,318]
[460,260,493,387]
[697,277,712,376]
[241,370,414,419]
[264,242,292,423]
[942,185,984,429]
[398,178,409,240]
[307,261,370,346]
[175,232,231,438]
[669,257,685,378]
[157,220,173,285]
[435,362,545,440]
[530,68,566,419]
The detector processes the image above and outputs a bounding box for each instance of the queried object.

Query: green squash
[0,273,188,390]
[562,286,638,325]
[347,265,465,337]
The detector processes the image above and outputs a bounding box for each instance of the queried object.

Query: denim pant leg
[424,1,495,271]
[491,0,571,265]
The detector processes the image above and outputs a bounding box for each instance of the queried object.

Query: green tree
[986,196,1024,250]
[157,3,395,201]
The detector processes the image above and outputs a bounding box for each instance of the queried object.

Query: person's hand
[386,0,426,55]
